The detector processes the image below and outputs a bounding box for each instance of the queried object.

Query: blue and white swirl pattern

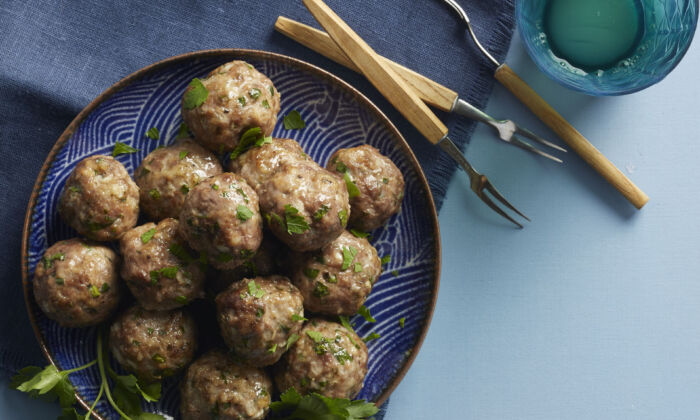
[24,51,439,418]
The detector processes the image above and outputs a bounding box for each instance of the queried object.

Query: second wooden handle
[495,64,649,209]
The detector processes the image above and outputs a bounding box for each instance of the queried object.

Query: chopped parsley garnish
[236,205,254,221]
[212,184,219,190]
[306,330,324,344]
[169,243,194,263]
[112,141,139,157]
[152,354,166,364]
[236,187,249,202]
[343,172,361,198]
[358,305,376,323]
[54,277,64,285]
[380,255,391,265]
[391,270,399,277]
[249,88,261,99]
[179,150,188,160]
[68,185,80,193]
[89,285,100,298]
[262,99,270,109]
[267,343,277,354]
[100,283,110,293]
[175,296,188,304]
[183,78,208,109]
[363,332,381,343]
[145,127,160,140]
[284,204,310,234]
[350,229,369,238]
[269,86,275,96]
[181,184,190,194]
[247,280,265,298]
[159,266,178,278]
[42,252,65,269]
[286,333,300,350]
[338,209,348,227]
[313,205,329,220]
[313,281,329,298]
[256,308,265,318]
[353,262,363,272]
[341,246,358,270]
[382,177,389,184]
[229,127,272,160]
[140,228,156,244]
[149,189,161,199]
[270,388,378,419]
[176,122,189,139]
[399,317,405,328]
[292,314,307,322]
[238,96,246,106]
[283,110,306,130]
[335,161,348,173]
[303,267,319,279]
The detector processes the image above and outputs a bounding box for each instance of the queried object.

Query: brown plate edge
[20,48,442,414]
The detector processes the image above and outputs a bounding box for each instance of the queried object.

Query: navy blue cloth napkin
[0,0,514,414]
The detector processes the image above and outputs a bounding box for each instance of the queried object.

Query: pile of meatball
[33,60,405,420]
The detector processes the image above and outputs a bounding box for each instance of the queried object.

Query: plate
[21,49,440,418]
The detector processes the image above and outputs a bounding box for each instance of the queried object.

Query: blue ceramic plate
[21,49,440,418]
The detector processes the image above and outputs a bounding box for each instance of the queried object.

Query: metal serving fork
[275,16,565,163]
[301,0,530,227]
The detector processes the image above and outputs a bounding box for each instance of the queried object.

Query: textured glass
[517,0,698,95]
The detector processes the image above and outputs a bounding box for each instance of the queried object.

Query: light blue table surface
[3,30,699,419]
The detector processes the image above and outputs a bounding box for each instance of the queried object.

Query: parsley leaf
[357,305,376,323]
[112,142,139,157]
[338,209,348,227]
[247,280,265,298]
[43,252,65,269]
[363,332,381,343]
[313,205,329,220]
[183,78,208,109]
[283,110,306,130]
[341,246,358,270]
[229,127,271,159]
[292,314,307,322]
[237,205,254,221]
[179,150,188,160]
[391,270,399,277]
[353,263,363,272]
[284,204,310,234]
[303,267,319,279]
[350,229,369,238]
[176,122,189,139]
[145,127,160,140]
[270,387,378,419]
[343,172,361,198]
[399,317,405,328]
[306,330,324,344]
[268,343,278,354]
[249,88,261,99]
[381,255,391,265]
[159,266,178,278]
[140,228,156,244]
[286,333,300,350]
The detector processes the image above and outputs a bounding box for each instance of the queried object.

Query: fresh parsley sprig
[270,387,378,420]
[229,127,272,160]
[283,110,306,130]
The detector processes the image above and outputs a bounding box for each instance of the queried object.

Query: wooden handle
[301,0,448,144]
[495,64,649,209]
[275,17,458,111]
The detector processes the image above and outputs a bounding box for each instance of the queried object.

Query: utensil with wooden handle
[301,0,530,228]
[442,0,649,209]
[275,16,565,162]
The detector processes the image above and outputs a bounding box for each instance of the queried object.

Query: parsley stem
[84,380,104,420]
[63,359,97,374]
[96,330,132,420]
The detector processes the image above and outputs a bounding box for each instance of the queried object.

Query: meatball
[227,137,309,190]
[210,236,284,294]
[182,60,281,153]
[275,319,368,399]
[291,231,380,315]
[134,138,222,220]
[180,349,272,420]
[327,145,405,231]
[109,305,197,382]
[215,276,304,367]
[32,238,122,328]
[120,218,205,310]
[59,155,139,241]
[178,173,263,270]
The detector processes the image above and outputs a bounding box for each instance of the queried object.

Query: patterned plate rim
[20,48,441,416]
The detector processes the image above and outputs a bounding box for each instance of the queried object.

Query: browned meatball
[227,138,309,190]
[327,145,405,231]
[33,238,122,328]
[134,139,222,221]
[120,218,205,310]
[180,349,272,420]
[182,61,281,153]
[291,231,380,315]
[274,319,368,399]
[178,173,263,270]
[109,305,197,382]
[210,236,284,294]
[215,276,304,367]
[59,155,139,241]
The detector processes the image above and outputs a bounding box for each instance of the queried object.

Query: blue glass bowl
[516,0,698,95]
[21,50,440,418]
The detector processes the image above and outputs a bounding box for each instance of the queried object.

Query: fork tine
[509,135,564,163]
[515,126,567,153]
[477,190,524,228]
[482,180,531,221]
